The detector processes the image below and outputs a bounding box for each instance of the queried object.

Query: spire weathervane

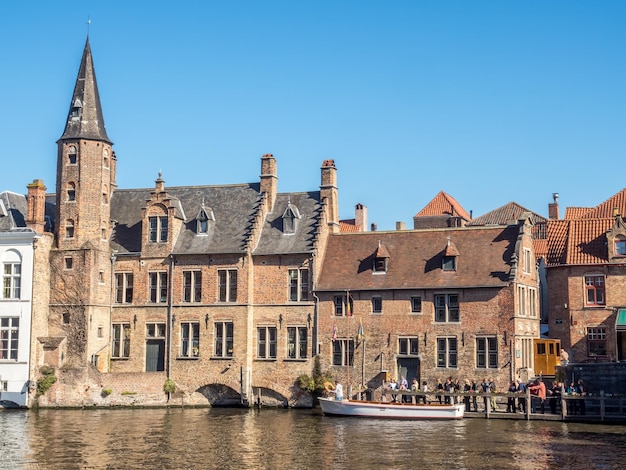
[87,16,91,36]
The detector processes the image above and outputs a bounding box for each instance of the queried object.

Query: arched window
[65,219,75,239]
[68,146,77,165]
[103,149,109,168]
[1,250,22,299]
[67,182,76,202]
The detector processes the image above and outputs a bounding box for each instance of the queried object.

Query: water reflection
[0,408,625,469]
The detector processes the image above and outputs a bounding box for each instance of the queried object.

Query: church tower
[56,37,115,249]
[50,37,115,369]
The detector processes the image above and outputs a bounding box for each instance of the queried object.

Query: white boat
[318,397,465,419]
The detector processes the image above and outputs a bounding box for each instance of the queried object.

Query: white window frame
[436,337,457,368]
[287,326,308,359]
[149,272,168,303]
[115,273,133,304]
[111,323,131,359]
[180,322,200,357]
[288,268,309,302]
[214,321,234,358]
[257,326,277,359]
[218,269,237,302]
[0,317,19,360]
[2,262,21,299]
[183,270,202,303]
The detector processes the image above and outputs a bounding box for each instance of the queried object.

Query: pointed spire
[59,37,112,144]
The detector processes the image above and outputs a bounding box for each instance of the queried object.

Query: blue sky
[2,1,626,230]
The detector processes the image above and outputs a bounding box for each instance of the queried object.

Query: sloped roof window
[282,202,301,234]
[373,241,390,273]
[196,205,215,235]
[442,238,459,271]
[70,99,82,120]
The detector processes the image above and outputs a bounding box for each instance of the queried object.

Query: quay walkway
[373,389,626,423]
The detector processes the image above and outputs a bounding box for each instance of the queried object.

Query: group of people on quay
[382,376,586,415]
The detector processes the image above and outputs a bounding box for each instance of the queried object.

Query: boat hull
[318,397,464,419]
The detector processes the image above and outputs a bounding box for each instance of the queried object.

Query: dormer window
[282,202,301,234]
[195,205,215,235]
[616,237,626,256]
[149,216,168,243]
[372,241,390,273]
[442,237,459,272]
[70,99,82,120]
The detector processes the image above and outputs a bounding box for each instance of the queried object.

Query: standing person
[577,379,586,415]
[436,378,444,404]
[399,376,409,403]
[421,380,429,404]
[444,377,453,404]
[410,378,419,404]
[388,378,398,402]
[507,380,517,413]
[529,378,546,414]
[566,381,578,415]
[489,377,498,412]
[481,378,490,412]
[471,379,479,411]
[548,380,561,414]
[332,380,344,401]
[516,379,526,413]
[463,379,472,412]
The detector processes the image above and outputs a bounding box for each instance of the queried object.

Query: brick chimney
[320,159,339,232]
[26,179,47,233]
[260,153,278,212]
[355,203,368,232]
[396,221,406,231]
[548,193,560,220]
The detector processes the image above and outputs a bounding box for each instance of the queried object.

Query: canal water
[1,407,625,469]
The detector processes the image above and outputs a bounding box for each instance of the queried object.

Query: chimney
[548,193,560,220]
[260,153,278,212]
[396,221,406,231]
[355,203,368,232]
[155,172,165,193]
[26,179,47,233]
[320,160,339,232]
[371,223,377,232]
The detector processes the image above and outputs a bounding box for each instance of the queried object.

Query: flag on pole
[357,319,364,343]
[346,291,353,316]
[332,323,338,342]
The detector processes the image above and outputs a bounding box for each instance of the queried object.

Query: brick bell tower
[51,37,116,369]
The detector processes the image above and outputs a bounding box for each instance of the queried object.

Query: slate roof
[254,192,322,255]
[316,226,518,291]
[109,185,322,256]
[59,38,111,144]
[110,184,262,254]
[0,191,27,231]
[414,191,471,221]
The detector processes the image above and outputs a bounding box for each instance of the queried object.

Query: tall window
[529,287,537,317]
[183,271,202,302]
[257,326,277,359]
[435,294,459,322]
[398,337,419,356]
[181,322,200,357]
[67,145,77,164]
[587,327,607,356]
[518,285,527,316]
[334,295,353,316]
[215,321,234,357]
[287,326,308,359]
[111,323,130,358]
[411,296,422,313]
[115,273,133,303]
[437,337,457,368]
[67,182,76,202]
[523,248,532,274]
[65,219,75,239]
[2,262,21,299]
[288,268,309,301]
[149,272,168,303]
[218,269,237,302]
[371,296,382,313]
[332,339,354,366]
[148,216,168,243]
[585,275,605,306]
[0,317,19,360]
[476,336,498,368]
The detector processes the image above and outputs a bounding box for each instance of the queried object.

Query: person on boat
[387,378,398,402]
[399,376,409,402]
[421,381,429,404]
[410,378,419,404]
[436,378,444,404]
[332,380,344,401]
[443,377,453,404]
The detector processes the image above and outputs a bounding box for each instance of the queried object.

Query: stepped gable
[109,183,262,254]
[254,191,322,255]
[316,226,518,291]
[414,191,471,220]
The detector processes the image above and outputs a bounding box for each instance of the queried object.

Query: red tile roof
[415,191,471,221]
[340,219,361,233]
[564,207,592,220]
[545,219,611,265]
[580,188,626,219]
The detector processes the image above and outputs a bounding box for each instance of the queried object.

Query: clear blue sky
[2,1,626,230]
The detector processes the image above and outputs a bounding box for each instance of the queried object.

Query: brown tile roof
[533,238,548,261]
[470,201,546,226]
[545,219,611,265]
[317,226,519,291]
[415,191,471,221]
[340,219,361,233]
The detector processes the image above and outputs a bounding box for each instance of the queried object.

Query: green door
[146,339,165,372]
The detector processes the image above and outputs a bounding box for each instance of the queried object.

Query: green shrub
[101,388,112,397]
[36,374,57,395]
[121,391,137,396]
[164,378,176,394]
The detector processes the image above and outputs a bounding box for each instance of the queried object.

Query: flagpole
[346,289,351,399]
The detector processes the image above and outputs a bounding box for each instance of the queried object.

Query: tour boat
[318,397,465,419]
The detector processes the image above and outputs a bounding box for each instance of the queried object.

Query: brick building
[545,188,626,363]
[26,38,340,407]
[315,212,540,397]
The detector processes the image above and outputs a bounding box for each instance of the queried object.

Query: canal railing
[375,389,626,422]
